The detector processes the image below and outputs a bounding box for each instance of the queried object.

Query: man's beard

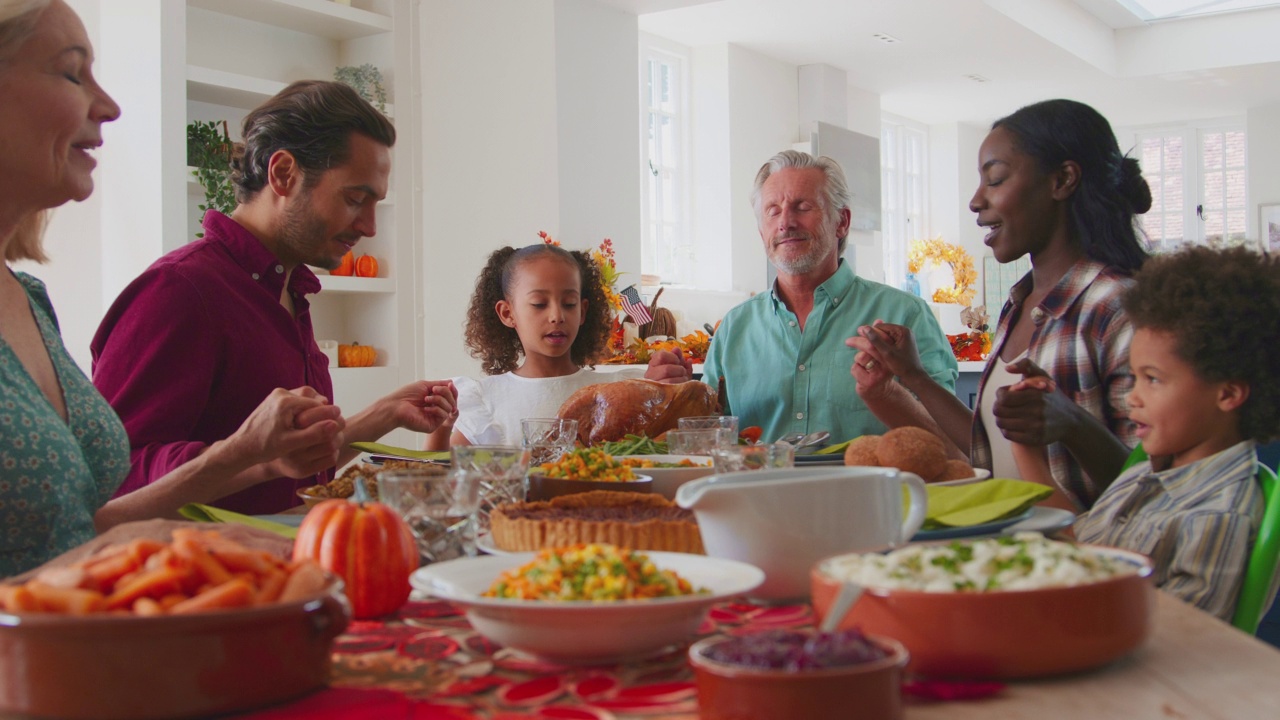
[279,197,340,270]
[770,232,835,276]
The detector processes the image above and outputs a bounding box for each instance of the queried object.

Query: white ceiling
[619,0,1280,127]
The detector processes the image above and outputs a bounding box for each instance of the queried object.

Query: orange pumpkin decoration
[355,254,379,278]
[292,500,418,619]
[332,250,356,276]
[338,343,377,368]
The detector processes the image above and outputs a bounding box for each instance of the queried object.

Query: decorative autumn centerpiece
[948,306,993,362]
[292,500,418,619]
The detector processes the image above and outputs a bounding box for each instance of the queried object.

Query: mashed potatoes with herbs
[825,533,1139,592]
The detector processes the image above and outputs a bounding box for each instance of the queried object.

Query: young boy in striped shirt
[1074,246,1280,621]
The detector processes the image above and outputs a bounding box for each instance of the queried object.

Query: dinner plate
[620,454,716,499]
[1002,506,1076,536]
[411,552,764,664]
[793,453,846,465]
[930,468,993,486]
[911,506,1036,541]
[474,532,512,556]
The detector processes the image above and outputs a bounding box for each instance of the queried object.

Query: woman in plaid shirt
[848,99,1149,510]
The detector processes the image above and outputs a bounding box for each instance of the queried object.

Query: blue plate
[912,507,1036,541]
[793,453,845,465]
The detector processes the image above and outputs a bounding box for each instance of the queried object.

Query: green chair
[1116,443,1280,634]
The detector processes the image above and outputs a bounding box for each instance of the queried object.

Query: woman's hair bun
[1118,157,1152,214]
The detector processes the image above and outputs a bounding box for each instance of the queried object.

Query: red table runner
[235,599,816,719]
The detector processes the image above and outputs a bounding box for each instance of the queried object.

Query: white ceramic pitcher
[676,467,928,601]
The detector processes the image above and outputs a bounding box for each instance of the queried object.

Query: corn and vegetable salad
[536,448,638,482]
[483,544,702,601]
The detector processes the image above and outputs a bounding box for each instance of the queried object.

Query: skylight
[1117,0,1280,20]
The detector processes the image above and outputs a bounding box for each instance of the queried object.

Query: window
[639,40,691,285]
[880,115,927,290]
[1136,124,1247,251]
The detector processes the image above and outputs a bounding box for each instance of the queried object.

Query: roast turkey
[556,379,718,445]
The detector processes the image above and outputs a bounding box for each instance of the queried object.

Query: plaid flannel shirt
[971,259,1137,509]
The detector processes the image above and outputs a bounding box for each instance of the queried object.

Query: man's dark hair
[230,80,395,203]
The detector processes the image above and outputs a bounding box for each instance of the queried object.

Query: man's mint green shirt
[702,262,957,444]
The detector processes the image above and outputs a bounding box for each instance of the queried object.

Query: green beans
[598,434,668,456]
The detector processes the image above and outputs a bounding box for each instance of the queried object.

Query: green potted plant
[186,120,236,234]
[334,64,387,112]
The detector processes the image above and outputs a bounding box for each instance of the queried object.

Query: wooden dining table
[224,588,1280,720]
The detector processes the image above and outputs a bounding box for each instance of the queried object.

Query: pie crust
[489,491,704,554]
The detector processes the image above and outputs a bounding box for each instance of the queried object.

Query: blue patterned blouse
[1,272,129,577]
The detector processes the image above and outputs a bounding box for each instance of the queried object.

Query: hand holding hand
[845,320,927,385]
[227,386,344,480]
[849,343,895,400]
[993,358,1075,446]
[383,380,459,434]
[645,348,693,384]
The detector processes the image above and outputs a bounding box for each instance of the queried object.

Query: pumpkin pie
[489,491,704,554]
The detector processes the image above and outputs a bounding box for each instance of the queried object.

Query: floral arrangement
[948,305,992,361]
[907,237,978,306]
[537,231,714,364]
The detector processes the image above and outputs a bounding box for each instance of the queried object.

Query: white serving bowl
[411,551,763,664]
[621,454,716,499]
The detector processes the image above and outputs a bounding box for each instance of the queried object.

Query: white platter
[619,454,716,499]
[931,468,993,486]
[411,551,764,664]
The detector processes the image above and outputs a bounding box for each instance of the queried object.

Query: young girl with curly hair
[424,244,646,449]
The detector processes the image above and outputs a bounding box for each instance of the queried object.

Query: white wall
[1247,104,1280,240]
[554,0,641,283]
[418,0,641,380]
[689,44,731,293]
[726,44,798,295]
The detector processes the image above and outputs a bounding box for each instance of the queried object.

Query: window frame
[880,113,929,290]
[1132,119,1248,250]
[638,35,693,287]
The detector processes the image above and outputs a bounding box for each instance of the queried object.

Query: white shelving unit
[182,0,422,447]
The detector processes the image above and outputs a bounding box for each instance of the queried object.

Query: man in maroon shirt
[91,81,457,515]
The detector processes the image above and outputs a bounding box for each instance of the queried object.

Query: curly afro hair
[1122,246,1280,443]
[463,243,612,375]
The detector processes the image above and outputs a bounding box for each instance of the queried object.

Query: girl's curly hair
[1122,245,1280,443]
[464,244,612,375]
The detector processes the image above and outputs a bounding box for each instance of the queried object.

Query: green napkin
[919,479,1053,529]
[178,503,298,539]
[818,438,854,455]
[350,441,450,462]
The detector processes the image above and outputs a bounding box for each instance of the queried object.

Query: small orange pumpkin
[292,500,418,619]
[338,343,377,368]
[332,250,356,277]
[355,254,379,278]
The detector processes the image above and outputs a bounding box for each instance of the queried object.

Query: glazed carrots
[0,529,327,616]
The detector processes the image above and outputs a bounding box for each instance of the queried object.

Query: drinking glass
[666,428,737,456]
[521,418,579,468]
[377,467,480,564]
[711,443,795,473]
[677,415,739,435]
[450,444,529,534]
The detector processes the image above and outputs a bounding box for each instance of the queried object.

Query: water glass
[666,428,737,456]
[377,467,480,564]
[521,417,579,467]
[450,444,529,533]
[677,415,739,435]
[711,443,796,473]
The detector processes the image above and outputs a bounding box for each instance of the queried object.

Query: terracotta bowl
[688,633,909,720]
[525,472,653,502]
[0,578,350,720]
[810,545,1155,679]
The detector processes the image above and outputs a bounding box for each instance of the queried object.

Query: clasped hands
[846,320,1074,447]
[226,380,460,480]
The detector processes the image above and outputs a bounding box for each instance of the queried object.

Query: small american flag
[619,285,653,324]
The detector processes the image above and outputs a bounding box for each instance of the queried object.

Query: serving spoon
[819,579,865,633]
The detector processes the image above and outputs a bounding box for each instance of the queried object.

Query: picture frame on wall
[1261,203,1280,254]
